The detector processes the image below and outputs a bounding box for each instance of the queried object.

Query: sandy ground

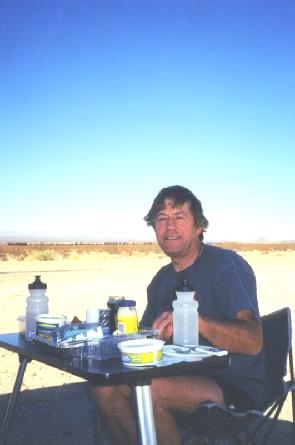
[0,250,294,444]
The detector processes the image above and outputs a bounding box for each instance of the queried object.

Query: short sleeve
[211,254,259,320]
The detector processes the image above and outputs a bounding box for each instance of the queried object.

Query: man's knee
[92,384,131,411]
[151,376,225,411]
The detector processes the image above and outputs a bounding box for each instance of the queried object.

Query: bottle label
[117,318,138,334]
[117,310,138,334]
[36,321,60,341]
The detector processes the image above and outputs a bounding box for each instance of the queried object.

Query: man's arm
[152,309,263,355]
[199,309,263,355]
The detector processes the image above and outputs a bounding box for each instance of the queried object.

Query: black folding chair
[181,307,295,445]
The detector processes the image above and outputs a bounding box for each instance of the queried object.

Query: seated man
[93,185,270,445]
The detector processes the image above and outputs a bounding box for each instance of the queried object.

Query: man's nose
[166,216,176,227]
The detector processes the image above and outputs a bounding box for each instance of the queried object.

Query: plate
[163,345,227,360]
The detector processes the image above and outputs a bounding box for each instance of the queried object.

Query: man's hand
[152,311,173,341]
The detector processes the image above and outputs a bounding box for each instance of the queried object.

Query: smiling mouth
[164,236,181,240]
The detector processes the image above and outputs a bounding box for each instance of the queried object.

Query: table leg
[0,355,29,445]
[134,382,157,445]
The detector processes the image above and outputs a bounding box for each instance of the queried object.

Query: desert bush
[0,241,294,261]
[27,249,60,261]
[213,242,295,252]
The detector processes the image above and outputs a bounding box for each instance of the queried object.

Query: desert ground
[0,244,294,444]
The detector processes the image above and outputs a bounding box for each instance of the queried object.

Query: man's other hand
[152,311,173,341]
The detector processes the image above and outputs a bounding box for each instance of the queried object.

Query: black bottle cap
[175,277,193,292]
[28,275,47,290]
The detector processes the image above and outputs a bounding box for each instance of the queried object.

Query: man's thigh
[151,375,225,413]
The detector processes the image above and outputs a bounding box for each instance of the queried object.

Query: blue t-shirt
[141,244,270,408]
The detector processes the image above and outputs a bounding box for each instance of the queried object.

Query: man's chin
[160,245,182,258]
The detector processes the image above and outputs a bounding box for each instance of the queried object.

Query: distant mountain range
[0,231,294,244]
[0,231,148,244]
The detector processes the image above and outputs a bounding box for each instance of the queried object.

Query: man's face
[154,199,203,259]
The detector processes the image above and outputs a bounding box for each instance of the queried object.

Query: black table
[0,333,230,445]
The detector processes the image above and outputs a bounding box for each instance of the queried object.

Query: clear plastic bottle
[116,300,138,334]
[172,278,198,346]
[25,275,49,341]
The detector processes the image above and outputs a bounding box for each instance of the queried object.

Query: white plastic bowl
[35,314,67,341]
[117,338,164,366]
[17,315,26,336]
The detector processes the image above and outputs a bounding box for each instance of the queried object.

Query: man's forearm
[199,310,263,355]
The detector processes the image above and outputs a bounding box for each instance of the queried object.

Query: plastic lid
[117,299,136,307]
[175,277,194,292]
[28,275,47,290]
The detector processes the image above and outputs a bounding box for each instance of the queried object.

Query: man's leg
[92,375,224,445]
[92,384,137,445]
[150,375,225,445]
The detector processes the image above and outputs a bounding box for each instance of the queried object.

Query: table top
[0,333,230,386]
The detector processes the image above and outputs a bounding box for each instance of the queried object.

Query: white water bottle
[25,275,49,341]
[172,278,198,346]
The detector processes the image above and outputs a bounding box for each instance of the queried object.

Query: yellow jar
[116,300,138,334]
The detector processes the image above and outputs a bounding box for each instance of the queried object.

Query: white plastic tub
[117,338,164,366]
[36,314,67,341]
[17,315,26,337]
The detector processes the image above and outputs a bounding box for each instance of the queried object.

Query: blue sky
[1,0,294,242]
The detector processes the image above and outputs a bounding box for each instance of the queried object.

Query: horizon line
[1,238,295,245]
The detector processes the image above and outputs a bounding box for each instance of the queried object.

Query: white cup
[86,308,100,323]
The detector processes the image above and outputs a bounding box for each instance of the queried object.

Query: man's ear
[195,225,203,237]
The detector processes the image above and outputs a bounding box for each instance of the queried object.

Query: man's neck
[171,243,204,272]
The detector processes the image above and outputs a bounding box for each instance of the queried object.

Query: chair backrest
[261,307,292,386]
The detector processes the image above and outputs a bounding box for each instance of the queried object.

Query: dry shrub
[0,242,294,261]
[213,242,295,253]
[27,249,61,261]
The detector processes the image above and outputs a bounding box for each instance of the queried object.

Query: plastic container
[17,315,26,337]
[116,300,138,334]
[36,314,67,341]
[85,308,111,329]
[86,308,100,323]
[107,296,125,333]
[33,332,157,361]
[172,278,198,346]
[98,309,111,333]
[25,275,49,341]
[117,338,164,366]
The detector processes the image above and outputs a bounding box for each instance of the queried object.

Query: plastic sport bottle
[116,300,138,334]
[25,275,49,341]
[172,278,198,346]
